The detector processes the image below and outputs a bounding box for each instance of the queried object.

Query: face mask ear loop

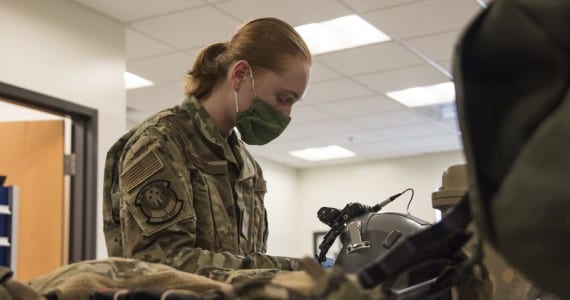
[233,90,240,113]
[249,68,257,98]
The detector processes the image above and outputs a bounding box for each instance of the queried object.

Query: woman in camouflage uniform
[103,17,311,274]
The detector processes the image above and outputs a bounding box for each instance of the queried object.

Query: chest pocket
[237,177,268,253]
[190,158,238,252]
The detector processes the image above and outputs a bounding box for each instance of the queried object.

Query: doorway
[0,111,65,280]
[0,82,98,279]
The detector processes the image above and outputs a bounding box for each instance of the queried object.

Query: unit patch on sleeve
[135,180,183,224]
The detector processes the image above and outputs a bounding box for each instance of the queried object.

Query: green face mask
[234,70,291,145]
[236,97,291,145]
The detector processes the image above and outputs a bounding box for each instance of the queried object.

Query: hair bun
[190,42,228,77]
[201,42,228,66]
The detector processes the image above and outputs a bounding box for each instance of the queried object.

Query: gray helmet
[336,211,451,294]
[336,212,430,273]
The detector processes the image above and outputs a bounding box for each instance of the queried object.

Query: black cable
[403,188,415,215]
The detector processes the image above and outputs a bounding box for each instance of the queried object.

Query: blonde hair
[184,17,312,99]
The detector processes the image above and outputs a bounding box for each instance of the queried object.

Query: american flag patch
[121,150,164,192]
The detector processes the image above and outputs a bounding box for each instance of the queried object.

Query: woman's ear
[230,60,252,88]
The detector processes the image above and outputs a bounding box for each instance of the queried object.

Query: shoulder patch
[121,150,164,192]
[135,180,183,224]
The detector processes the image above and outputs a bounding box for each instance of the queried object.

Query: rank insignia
[135,180,183,224]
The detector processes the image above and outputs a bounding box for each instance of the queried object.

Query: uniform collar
[181,96,239,165]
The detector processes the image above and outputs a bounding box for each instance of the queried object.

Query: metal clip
[346,220,371,253]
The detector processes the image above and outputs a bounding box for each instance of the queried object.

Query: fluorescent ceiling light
[386,82,455,107]
[295,15,390,55]
[124,72,154,90]
[289,145,355,161]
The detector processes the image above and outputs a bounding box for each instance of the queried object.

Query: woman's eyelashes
[277,94,296,106]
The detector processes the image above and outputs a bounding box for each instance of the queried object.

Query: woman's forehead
[259,60,310,97]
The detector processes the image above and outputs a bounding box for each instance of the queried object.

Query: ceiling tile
[215,0,352,25]
[264,136,331,152]
[74,0,204,23]
[435,118,460,134]
[77,0,480,168]
[270,127,304,142]
[304,78,373,104]
[338,0,421,13]
[306,156,368,168]
[413,102,457,123]
[131,6,241,49]
[354,63,449,94]
[437,60,452,73]
[348,110,426,129]
[128,52,194,84]
[347,140,419,159]
[403,29,462,62]
[287,119,360,138]
[403,134,463,152]
[244,145,282,161]
[362,0,481,39]
[376,122,449,139]
[186,47,202,64]
[315,95,404,118]
[126,28,174,61]
[317,131,384,146]
[127,86,183,112]
[318,42,423,76]
[248,146,366,169]
[290,105,335,124]
[362,150,421,161]
[310,61,343,83]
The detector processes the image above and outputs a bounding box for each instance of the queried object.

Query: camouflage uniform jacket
[103,96,298,273]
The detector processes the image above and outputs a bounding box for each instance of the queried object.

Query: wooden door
[0,120,64,280]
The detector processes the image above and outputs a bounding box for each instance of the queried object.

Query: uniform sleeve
[117,126,300,273]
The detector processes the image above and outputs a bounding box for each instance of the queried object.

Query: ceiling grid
[73,0,484,168]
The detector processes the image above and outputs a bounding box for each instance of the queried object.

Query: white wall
[0,0,125,259]
[295,150,465,257]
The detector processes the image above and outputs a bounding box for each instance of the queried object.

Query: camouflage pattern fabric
[103,95,299,272]
[18,256,493,300]
[27,258,229,300]
[481,241,560,300]
[0,266,43,300]
[22,257,383,300]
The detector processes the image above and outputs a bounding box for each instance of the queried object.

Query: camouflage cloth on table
[17,256,495,300]
[20,257,382,300]
[27,258,229,300]
[0,266,43,300]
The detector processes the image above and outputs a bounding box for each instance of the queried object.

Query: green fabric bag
[454,0,570,298]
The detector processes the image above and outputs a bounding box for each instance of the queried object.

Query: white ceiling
[73,0,486,168]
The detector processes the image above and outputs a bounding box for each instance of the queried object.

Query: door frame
[0,81,98,262]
